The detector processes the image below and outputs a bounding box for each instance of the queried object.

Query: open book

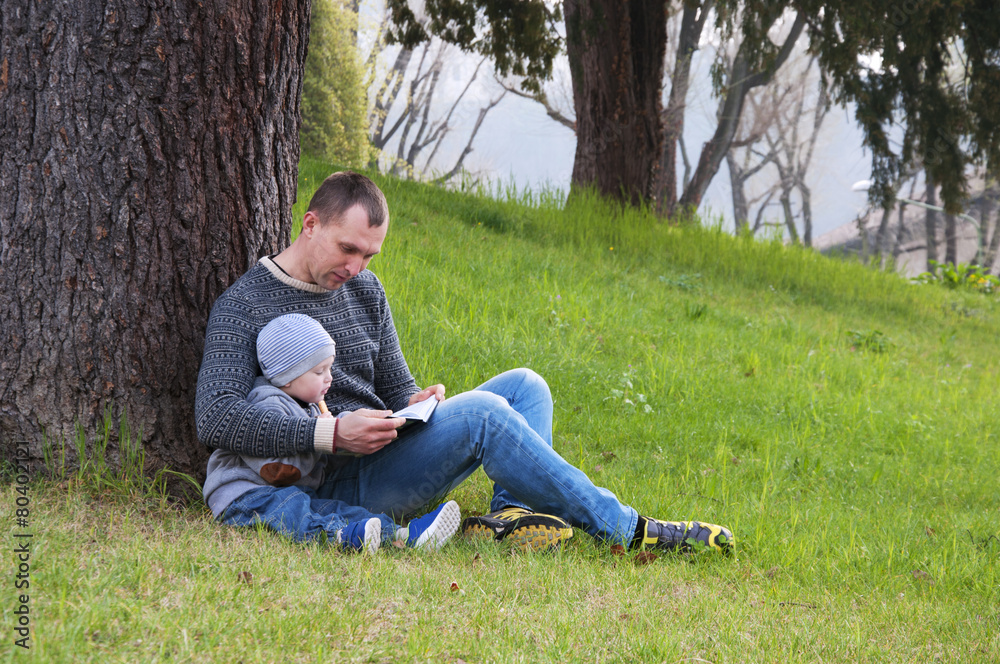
[390,395,439,430]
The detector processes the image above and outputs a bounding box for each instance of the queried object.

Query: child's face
[282,356,334,404]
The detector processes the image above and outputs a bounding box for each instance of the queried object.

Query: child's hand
[318,412,334,419]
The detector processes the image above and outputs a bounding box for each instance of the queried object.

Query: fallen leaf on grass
[633,551,658,565]
[449,581,465,595]
[238,571,253,585]
[609,545,657,565]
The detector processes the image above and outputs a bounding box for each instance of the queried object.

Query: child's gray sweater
[202,376,327,518]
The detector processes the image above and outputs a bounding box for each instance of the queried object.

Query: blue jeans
[317,368,639,545]
[220,485,398,544]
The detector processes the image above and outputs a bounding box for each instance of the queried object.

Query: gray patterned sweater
[195,257,419,463]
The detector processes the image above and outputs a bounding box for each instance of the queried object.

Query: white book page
[391,395,438,422]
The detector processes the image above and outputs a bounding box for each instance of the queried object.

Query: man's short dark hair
[307,171,389,227]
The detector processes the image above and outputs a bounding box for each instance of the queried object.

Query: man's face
[303,204,387,290]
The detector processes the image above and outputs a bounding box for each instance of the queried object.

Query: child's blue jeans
[220,485,397,544]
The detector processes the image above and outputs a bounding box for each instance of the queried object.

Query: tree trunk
[655,1,711,216]
[564,0,668,207]
[0,0,309,482]
[799,182,813,247]
[983,197,1000,274]
[944,213,958,265]
[726,152,749,234]
[924,174,940,269]
[677,11,805,212]
[780,189,799,244]
[874,206,892,257]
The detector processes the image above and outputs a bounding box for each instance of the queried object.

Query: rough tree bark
[0,0,309,480]
[564,0,668,207]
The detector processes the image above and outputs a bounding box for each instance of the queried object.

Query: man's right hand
[334,409,406,455]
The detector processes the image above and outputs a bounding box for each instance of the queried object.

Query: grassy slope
[5,157,999,663]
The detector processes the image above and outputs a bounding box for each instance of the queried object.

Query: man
[195,171,734,553]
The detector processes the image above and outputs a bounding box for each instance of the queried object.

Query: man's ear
[301,210,320,238]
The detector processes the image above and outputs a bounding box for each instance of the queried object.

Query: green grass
[5,154,1000,662]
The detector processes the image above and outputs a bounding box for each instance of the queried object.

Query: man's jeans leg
[476,368,552,512]
[221,485,397,543]
[320,369,639,545]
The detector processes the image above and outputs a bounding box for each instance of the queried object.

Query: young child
[202,313,460,552]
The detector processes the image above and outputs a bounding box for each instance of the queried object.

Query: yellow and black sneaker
[462,507,573,551]
[634,517,734,554]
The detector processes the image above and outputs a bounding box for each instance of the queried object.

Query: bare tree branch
[496,80,575,130]
[435,90,509,183]
[679,10,807,210]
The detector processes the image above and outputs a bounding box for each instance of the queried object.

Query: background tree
[367,26,506,182]
[387,0,1000,216]
[301,0,371,167]
[723,50,831,244]
[0,0,309,479]
[977,177,1000,273]
[777,0,1000,213]
[667,3,805,215]
[382,0,804,212]
[490,2,804,216]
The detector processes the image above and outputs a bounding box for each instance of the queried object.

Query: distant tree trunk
[677,11,805,212]
[726,152,750,233]
[874,206,893,257]
[983,195,1000,273]
[779,189,799,244]
[655,1,712,216]
[925,174,940,269]
[0,0,309,481]
[799,182,813,247]
[564,0,668,207]
[944,212,958,265]
[891,202,908,258]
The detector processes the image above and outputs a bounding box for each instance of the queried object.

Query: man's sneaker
[404,500,462,550]
[634,517,734,554]
[338,517,382,553]
[462,506,573,551]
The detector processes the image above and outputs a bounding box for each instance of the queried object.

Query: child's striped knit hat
[257,314,336,386]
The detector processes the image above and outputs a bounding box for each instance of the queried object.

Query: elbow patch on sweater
[259,462,302,486]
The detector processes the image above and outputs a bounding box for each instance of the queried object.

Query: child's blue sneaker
[338,517,382,553]
[404,501,461,550]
